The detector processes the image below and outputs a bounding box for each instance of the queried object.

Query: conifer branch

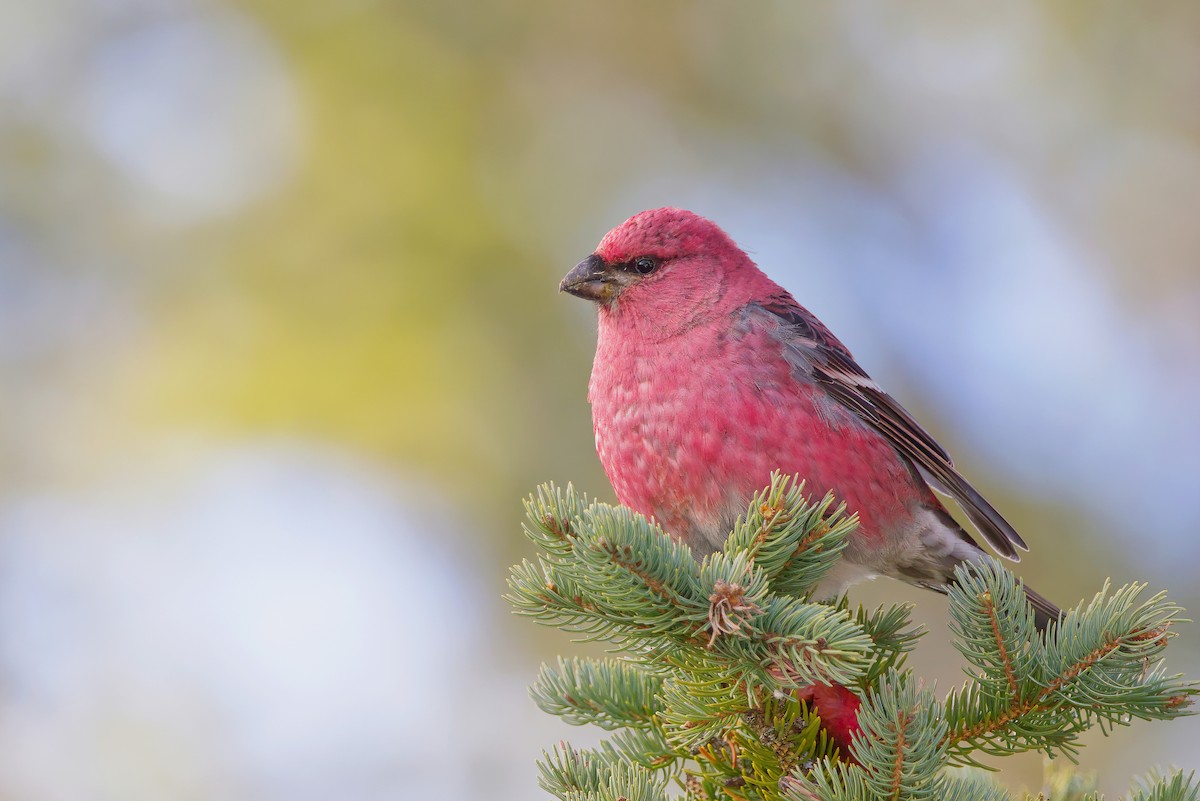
[1126,771,1200,801]
[510,476,1198,801]
[532,657,665,730]
[538,742,669,801]
[940,561,1196,766]
[723,475,855,598]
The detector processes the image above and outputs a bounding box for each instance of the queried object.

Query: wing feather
[749,296,1027,560]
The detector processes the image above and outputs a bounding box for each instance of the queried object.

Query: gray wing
[747,296,1027,560]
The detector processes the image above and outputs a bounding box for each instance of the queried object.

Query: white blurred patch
[0,441,523,801]
[75,9,303,225]
[836,1,1043,98]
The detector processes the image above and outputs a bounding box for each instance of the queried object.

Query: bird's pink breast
[590,317,917,550]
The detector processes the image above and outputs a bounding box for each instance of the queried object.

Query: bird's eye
[633,257,657,275]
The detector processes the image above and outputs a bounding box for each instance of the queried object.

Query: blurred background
[1,0,1198,798]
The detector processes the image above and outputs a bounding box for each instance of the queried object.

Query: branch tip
[707,579,763,648]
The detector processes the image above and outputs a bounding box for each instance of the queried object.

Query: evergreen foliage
[507,473,1197,800]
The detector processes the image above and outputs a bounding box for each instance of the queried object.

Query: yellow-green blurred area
[2,1,1199,798]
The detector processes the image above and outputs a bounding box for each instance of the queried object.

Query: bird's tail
[1023,583,1063,633]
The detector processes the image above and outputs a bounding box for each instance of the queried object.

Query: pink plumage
[561,207,1059,630]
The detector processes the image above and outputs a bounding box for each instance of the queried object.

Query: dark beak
[559,254,615,303]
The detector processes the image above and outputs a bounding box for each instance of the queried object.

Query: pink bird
[560,207,1059,630]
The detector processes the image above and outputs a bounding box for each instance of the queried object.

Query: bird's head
[559,208,757,326]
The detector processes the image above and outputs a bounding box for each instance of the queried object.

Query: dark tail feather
[1024,584,1062,633]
